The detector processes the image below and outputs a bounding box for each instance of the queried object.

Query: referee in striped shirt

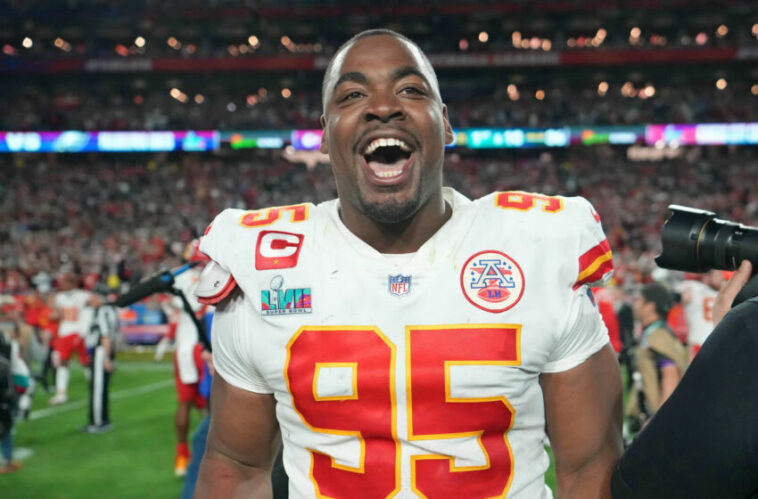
[82,301,118,434]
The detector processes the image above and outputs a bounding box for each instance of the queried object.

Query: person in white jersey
[50,273,99,405]
[677,270,724,359]
[163,241,211,476]
[195,29,623,498]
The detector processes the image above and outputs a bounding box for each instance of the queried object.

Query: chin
[358,194,421,224]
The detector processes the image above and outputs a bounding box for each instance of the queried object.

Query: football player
[49,273,98,405]
[195,29,622,498]
[676,270,724,359]
[163,241,211,476]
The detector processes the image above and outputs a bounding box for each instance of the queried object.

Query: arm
[540,344,623,499]
[657,363,679,410]
[101,335,113,372]
[195,374,281,498]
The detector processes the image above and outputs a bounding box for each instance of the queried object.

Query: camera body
[655,205,758,305]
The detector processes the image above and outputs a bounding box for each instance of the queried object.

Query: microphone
[112,262,199,307]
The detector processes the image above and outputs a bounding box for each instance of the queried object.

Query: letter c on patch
[255,231,304,270]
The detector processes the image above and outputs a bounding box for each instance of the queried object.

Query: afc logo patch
[255,230,304,270]
[460,250,525,313]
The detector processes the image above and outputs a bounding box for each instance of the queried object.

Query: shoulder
[201,202,321,260]
[647,326,682,351]
[472,190,599,226]
[197,202,324,305]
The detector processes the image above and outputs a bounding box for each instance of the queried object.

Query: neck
[642,316,662,328]
[339,192,451,254]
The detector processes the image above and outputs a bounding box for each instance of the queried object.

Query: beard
[356,185,423,225]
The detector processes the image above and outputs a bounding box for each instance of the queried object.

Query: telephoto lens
[656,205,758,306]
[655,205,758,273]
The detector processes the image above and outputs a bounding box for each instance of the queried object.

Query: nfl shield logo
[388,274,411,297]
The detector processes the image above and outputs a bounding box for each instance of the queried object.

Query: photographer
[612,260,758,498]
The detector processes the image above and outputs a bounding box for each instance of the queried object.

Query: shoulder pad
[195,261,236,305]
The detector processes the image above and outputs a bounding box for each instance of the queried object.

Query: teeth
[376,169,402,178]
[363,137,412,155]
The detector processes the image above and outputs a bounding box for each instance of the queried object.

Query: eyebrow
[331,66,432,96]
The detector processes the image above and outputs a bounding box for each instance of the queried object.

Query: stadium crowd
[1,146,757,296]
[2,0,757,60]
[3,77,757,132]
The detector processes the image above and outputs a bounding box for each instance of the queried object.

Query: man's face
[632,294,651,322]
[320,35,453,224]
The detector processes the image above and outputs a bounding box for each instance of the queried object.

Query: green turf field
[3,358,197,499]
[3,355,558,498]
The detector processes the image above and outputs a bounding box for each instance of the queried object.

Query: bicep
[196,374,280,497]
[540,344,623,496]
[206,373,280,468]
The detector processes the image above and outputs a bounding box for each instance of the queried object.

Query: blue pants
[1,428,12,462]
[180,415,209,499]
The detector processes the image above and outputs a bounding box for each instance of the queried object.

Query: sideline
[29,379,174,421]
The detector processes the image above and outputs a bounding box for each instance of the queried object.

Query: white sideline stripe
[29,379,174,420]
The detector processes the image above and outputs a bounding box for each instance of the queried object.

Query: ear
[442,105,454,146]
[319,114,329,154]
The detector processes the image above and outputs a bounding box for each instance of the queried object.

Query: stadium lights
[512,31,521,47]
[170,88,188,103]
[54,37,72,52]
[629,27,641,45]
[22,37,33,49]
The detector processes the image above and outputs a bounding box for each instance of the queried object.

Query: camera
[655,205,758,305]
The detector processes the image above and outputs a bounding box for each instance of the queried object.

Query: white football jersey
[172,267,205,383]
[199,188,613,499]
[678,280,717,347]
[55,289,93,338]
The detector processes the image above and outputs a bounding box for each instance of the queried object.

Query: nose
[363,91,404,123]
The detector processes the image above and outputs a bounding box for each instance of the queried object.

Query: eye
[399,86,426,97]
[338,90,364,103]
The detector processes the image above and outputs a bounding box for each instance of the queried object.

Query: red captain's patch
[255,230,305,270]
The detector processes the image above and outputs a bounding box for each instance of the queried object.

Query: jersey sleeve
[570,198,613,290]
[543,286,610,372]
[196,210,241,305]
[211,288,273,394]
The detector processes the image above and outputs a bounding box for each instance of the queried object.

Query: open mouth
[361,137,414,181]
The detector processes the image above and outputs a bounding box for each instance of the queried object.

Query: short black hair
[320,28,440,110]
[641,282,674,318]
